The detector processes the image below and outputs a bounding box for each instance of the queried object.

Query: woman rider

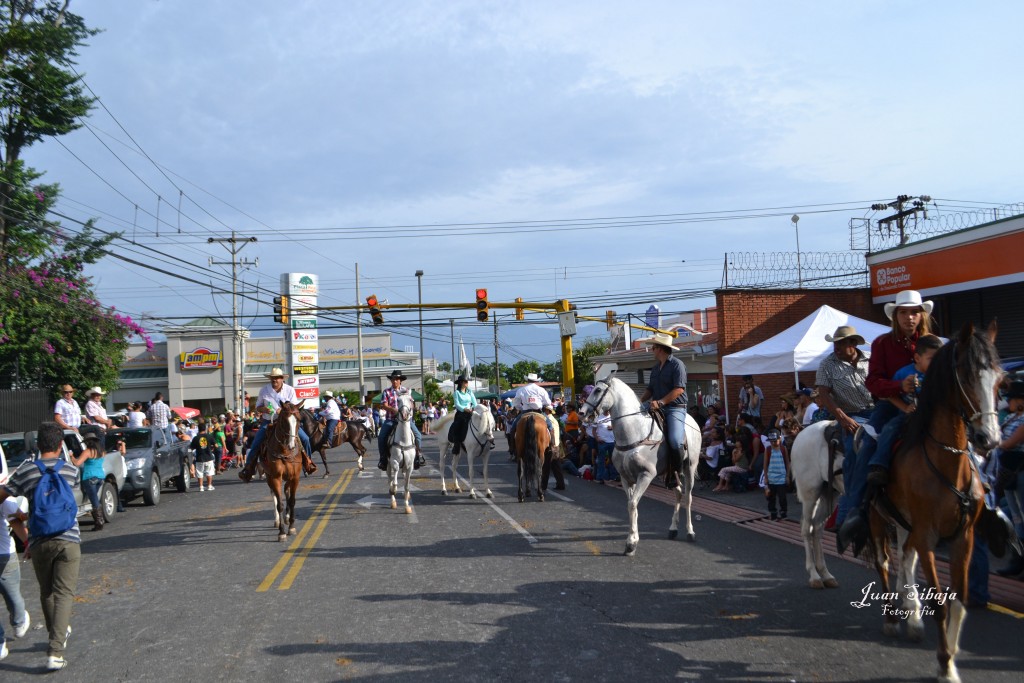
[448,374,478,454]
[838,289,933,551]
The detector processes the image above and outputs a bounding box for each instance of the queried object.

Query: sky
[22,0,1024,369]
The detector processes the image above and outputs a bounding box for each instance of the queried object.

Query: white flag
[459,337,472,378]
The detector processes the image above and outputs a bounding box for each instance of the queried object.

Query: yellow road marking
[584,540,602,556]
[278,472,353,589]
[256,468,354,592]
[988,603,1024,619]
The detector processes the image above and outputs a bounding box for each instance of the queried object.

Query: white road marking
[545,489,573,502]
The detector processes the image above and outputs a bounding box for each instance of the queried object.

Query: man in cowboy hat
[512,372,551,413]
[320,390,341,447]
[84,386,113,433]
[377,369,424,471]
[239,368,317,481]
[53,384,82,433]
[639,332,688,489]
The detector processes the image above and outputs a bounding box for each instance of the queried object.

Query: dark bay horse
[514,412,551,502]
[259,402,303,541]
[868,322,1002,683]
[299,409,369,474]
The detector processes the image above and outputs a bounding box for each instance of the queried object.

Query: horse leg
[482,445,493,499]
[625,469,656,556]
[389,458,398,509]
[918,547,958,683]
[940,534,973,679]
[403,457,413,514]
[535,451,545,502]
[516,457,525,502]
[439,442,450,494]
[319,446,330,478]
[801,492,826,589]
[274,478,288,541]
[287,474,298,535]
[898,540,924,642]
[674,461,696,542]
[453,446,463,494]
[467,448,478,499]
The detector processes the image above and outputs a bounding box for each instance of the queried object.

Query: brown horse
[514,411,551,502]
[299,409,369,474]
[259,402,303,541]
[867,322,1002,683]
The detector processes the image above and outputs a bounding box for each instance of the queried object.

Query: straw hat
[642,332,676,352]
[883,290,934,320]
[264,367,287,378]
[87,386,105,396]
[824,325,865,345]
[525,372,541,382]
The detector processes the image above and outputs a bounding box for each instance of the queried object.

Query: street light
[415,270,425,398]
[791,214,802,288]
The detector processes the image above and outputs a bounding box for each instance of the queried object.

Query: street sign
[291,319,317,329]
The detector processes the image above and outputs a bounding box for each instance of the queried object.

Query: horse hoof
[823,577,839,589]
[278,534,287,542]
[538,494,545,502]
[624,544,637,556]
[358,464,364,471]
[486,490,493,499]
[907,621,924,642]
[441,488,448,496]
[405,507,412,515]
[469,491,477,499]
[667,529,678,540]
[390,500,397,509]
[289,527,297,535]
[809,579,825,590]
[686,532,696,543]
[518,495,525,503]
[322,472,329,478]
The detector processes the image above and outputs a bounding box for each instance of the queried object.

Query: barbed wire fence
[850,201,1024,252]
[721,251,868,289]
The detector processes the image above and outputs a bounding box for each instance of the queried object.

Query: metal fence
[721,251,868,289]
[851,202,1024,252]
[0,389,52,434]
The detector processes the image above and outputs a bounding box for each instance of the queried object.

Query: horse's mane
[607,376,642,410]
[903,326,998,444]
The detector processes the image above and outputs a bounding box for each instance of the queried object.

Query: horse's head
[952,320,1002,450]
[276,401,301,449]
[396,392,414,421]
[473,403,495,437]
[579,378,613,418]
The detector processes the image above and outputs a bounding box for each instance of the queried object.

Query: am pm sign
[180,347,223,370]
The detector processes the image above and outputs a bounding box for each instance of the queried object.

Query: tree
[571,337,609,394]
[437,361,452,373]
[422,374,444,404]
[540,361,561,384]
[506,360,541,386]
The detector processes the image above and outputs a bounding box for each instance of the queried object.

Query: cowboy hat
[642,332,676,351]
[824,325,866,345]
[455,373,470,385]
[883,290,934,320]
[87,386,105,396]
[323,390,334,397]
[525,372,541,382]
[387,370,407,381]
[264,367,288,378]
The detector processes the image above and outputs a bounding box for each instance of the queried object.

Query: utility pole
[450,319,456,383]
[355,263,365,401]
[208,232,258,414]
[493,315,499,393]
[873,194,932,246]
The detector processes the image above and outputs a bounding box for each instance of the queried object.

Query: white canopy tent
[720,305,891,421]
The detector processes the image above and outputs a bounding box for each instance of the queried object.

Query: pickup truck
[112,427,192,505]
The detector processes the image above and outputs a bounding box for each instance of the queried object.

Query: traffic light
[476,288,489,322]
[273,295,289,324]
[515,297,524,321]
[366,294,384,325]
[606,310,616,329]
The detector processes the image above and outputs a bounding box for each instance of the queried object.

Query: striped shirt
[815,350,874,414]
[4,458,82,548]
[147,400,171,428]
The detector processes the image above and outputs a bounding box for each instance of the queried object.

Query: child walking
[763,429,790,520]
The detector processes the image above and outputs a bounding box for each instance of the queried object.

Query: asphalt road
[2,433,1022,682]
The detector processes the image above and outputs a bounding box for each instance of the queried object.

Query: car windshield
[0,437,29,468]
[106,429,151,450]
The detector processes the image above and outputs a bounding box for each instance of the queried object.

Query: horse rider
[813,325,874,525]
[638,331,688,489]
[837,290,934,551]
[320,390,341,446]
[448,373,478,454]
[239,368,317,482]
[510,373,555,439]
[376,370,425,471]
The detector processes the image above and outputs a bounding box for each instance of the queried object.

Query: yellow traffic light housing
[366,294,384,325]
[515,297,524,321]
[273,295,289,324]
[476,288,489,322]
[606,310,616,329]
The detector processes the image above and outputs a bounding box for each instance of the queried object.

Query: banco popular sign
[180,347,223,370]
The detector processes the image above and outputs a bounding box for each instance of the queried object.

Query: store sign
[296,387,320,400]
[180,347,223,370]
[294,353,317,364]
[292,330,318,342]
[291,343,318,352]
[287,273,319,297]
[291,319,317,329]
[283,272,321,401]
[294,375,319,387]
[293,365,318,375]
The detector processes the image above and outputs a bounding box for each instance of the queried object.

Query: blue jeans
[82,477,103,511]
[0,552,28,642]
[245,421,312,467]
[657,406,688,467]
[324,419,339,446]
[843,405,899,520]
[835,409,874,526]
[596,442,616,481]
[377,419,423,460]
[969,536,990,606]
[868,412,907,470]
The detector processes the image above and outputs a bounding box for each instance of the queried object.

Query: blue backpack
[29,460,78,537]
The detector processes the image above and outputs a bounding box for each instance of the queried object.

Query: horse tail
[523,416,539,481]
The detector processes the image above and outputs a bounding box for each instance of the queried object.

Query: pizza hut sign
[180,347,223,370]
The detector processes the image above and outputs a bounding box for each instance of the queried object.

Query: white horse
[435,404,497,498]
[580,376,702,556]
[387,392,416,514]
[790,420,846,589]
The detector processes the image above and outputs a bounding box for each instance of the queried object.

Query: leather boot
[302,451,318,475]
[414,444,425,470]
[239,458,255,482]
[91,509,104,531]
[837,508,869,557]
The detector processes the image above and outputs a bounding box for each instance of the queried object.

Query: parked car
[112,427,192,505]
[11,429,126,525]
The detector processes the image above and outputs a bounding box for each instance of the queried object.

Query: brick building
[714,288,881,422]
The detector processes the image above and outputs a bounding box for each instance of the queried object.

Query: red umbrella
[171,406,201,420]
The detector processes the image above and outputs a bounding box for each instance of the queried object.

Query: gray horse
[580,376,702,556]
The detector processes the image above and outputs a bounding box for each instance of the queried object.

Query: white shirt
[513,383,552,412]
[595,414,616,444]
[1,497,20,554]
[127,410,146,428]
[704,442,724,468]
[54,397,82,429]
[801,401,819,426]
[256,382,299,415]
[321,399,341,420]
[85,399,108,426]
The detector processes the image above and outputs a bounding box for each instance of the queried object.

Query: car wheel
[101,481,117,522]
[143,470,161,506]
[176,461,191,492]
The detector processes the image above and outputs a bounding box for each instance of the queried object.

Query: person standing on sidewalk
[0,492,31,660]
[0,421,81,671]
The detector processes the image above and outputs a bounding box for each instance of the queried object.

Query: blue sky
[24,0,1024,367]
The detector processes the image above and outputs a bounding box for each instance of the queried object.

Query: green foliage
[571,337,609,394]
[436,361,452,373]
[506,360,541,386]
[422,374,444,404]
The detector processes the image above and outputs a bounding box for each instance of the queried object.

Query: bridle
[584,378,660,452]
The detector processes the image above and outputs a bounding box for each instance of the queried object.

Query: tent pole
[794,369,801,392]
[722,374,730,425]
